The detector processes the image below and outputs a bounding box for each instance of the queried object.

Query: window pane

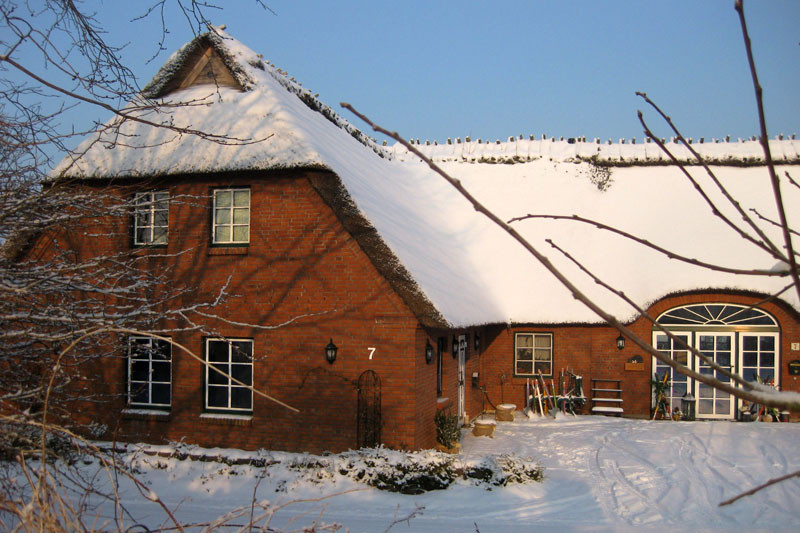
[231,364,252,384]
[232,225,249,242]
[516,334,532,348]
[231,387,252,409]
[742,336,758,351]
[215,190,231,207]
[743,352,758,366]
[717,352,731,367]
[233,189,249,207]
[516,361,532,375]
[535,362,551,375]
[699,383,713,398]
[760,369,775,383]
[534,335,551,348]
[233,208,249,225]
[152,227,167,244]
[208,341,228,362]
[760,336,775,351]
[716,336,731,351]
[208,386,228,408]
[715,400,730,415]
[516,348,532,361]
[743,368,757,382]
[136,228,150,244]
[656,335,669,351]
[151,383,170,405]
[699,336,714,350]
[130,384,149,404]
[231,341,252,363]
[534,348,550,361]
[209,363,229,385]
[151,361,170,383]
[673,382,687,396]
[698,399,713,414]
[215,208,231,225]
[674,351,688,365]
[130,361,149,382]
[215,226,231,243]
[761,353,774,367]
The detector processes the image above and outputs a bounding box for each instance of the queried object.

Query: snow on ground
[13,416,800,532]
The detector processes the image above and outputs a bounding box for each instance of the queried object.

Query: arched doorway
[652,303,780,419]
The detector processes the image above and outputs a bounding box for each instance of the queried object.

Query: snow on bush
[122,443,543,495]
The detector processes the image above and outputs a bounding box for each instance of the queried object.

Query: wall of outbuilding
[476,292,800,421]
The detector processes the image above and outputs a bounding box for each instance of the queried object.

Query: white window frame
[128,336,172,408]
[133,191,169,245]
[212,188,250,244]
[514,332,553,377]
[205,338,253,412]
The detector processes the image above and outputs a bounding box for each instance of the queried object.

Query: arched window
[652,303,779,420]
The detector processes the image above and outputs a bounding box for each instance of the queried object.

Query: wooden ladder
[591,378,623,416]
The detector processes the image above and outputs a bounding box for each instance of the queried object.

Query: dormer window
[133,191,169,245]
[212,188,250,244]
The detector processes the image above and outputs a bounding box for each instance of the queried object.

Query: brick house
[48,29,800,453]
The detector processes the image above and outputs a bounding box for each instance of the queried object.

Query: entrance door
[695,333,734,419]
[456,334,467,423]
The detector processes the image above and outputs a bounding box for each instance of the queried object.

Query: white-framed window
[133,191,169,245]
[212,188,250,244]
[514,332,552,376]
[205,338,253,411]
[128,336,172,408]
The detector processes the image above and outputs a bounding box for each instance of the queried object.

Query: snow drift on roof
[53,29,800,327]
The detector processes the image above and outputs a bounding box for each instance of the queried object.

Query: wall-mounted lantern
[452,335,458,358]
[425,340,434,364]
[474,331,481,353]
[616,334,626,351]
[325,338,338,364]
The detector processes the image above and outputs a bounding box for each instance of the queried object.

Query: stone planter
[495,403,516,422]
[472,418,496,437]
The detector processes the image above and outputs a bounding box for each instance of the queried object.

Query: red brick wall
[54,169,440,453]
[479,292,800,419]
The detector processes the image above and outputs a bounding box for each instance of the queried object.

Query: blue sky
[69,1,800,144]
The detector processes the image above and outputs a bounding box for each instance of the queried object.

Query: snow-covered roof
[54,29,800,328]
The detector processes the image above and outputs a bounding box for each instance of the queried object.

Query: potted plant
[434,409,461,453]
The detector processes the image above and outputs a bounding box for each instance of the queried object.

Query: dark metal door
[357,370,381,448]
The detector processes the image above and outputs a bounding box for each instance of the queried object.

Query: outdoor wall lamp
[474,331,481,353]
[616,334,626,351]
[325,338,338,364]
[452,335,458,358]
[425,340,434,364]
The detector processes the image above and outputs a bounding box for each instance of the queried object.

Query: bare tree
[0,1,310,530]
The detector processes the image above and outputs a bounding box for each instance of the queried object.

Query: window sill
[200,413,253,426]
[208,247,248,256]
[122,408,171,421]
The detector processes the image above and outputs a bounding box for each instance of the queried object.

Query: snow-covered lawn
[11,415,800,532]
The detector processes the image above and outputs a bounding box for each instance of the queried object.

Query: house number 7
[368,347,376,360]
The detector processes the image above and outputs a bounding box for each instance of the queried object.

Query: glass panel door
[652,332,691,415]
[695,333,734,419]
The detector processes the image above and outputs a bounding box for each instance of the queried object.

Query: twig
[719,468,800,506]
